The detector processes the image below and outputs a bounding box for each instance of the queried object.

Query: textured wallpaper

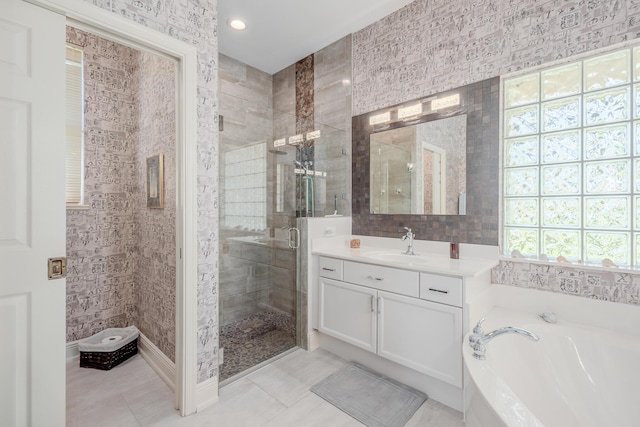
[65,27,177,361]
[65,28,140,344]
[353,0,640,115]
[78,0,219,383]
[493,260,640,306]
[352,0,640,305]
[134,49,177,362]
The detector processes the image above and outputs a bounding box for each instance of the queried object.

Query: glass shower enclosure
[218,93,348,382]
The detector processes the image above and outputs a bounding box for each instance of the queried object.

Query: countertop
[313,241,499,278]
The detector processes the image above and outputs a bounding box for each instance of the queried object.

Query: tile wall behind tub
[65,28,139,343]
[493,261,640,306]
[352,0,640,116]
[83,0,220,384]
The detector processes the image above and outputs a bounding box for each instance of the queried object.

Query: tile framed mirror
[352,77,501,244]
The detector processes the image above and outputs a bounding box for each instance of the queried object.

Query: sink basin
[361,251,429,264]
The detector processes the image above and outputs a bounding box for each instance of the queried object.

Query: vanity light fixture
[227,19,246,30]
[431,93,460,111]
[305,130,321,140]
[288,134,304,145]
[273,138,286,147]
[369,111,391,126]
[398,103,423,119]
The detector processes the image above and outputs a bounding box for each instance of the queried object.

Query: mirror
[369,115,467,215]
[352,77,499,242]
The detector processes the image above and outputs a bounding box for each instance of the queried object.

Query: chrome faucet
[401,227,416,255]
[469,318,539,360]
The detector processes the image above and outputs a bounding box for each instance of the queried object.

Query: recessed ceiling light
[228,19,246,31]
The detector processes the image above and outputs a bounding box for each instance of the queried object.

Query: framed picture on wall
[146,153,164,208]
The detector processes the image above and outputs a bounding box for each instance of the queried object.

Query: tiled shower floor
[219,311,296,381]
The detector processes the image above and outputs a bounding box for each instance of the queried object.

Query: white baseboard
[196,376,219,412]
[308,329,320,351]
[138,332,176,392]
[66,340,79,362]
[66,331,176,394]
[67,329,219,413]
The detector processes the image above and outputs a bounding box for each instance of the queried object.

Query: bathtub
[463,287,640,427]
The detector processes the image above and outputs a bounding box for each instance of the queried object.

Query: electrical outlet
[325,226,337,236]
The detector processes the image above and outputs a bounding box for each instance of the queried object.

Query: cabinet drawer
[419,273,462,307]
[319,257,343,280]
[344,261,419,297]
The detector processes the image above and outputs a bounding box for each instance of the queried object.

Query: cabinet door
[318,278,377,353]
[377,291,462,387]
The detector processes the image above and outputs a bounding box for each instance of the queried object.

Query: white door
[318,278,377,353]
[0,1,66,426]
[377,291,463,387]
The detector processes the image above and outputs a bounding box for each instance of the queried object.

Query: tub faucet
[401,227,416,255]
[469,318,539,360]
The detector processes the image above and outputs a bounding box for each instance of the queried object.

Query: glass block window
[503,44,640,267]
[223,143,267,231]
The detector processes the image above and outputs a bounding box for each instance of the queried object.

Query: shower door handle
[288,227,300,249]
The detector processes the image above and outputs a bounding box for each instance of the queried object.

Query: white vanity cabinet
[317,256,463,387]
[318,278,377,352]
[377,291,462,386]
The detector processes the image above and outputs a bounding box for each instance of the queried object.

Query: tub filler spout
[469,318,539,360]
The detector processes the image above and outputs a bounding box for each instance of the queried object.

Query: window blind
[65,45,84,205]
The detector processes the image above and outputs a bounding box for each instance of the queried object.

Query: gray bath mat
[310,362,427,427]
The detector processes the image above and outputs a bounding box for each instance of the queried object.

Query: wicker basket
[80,338,138,370]
[78,326,139,370]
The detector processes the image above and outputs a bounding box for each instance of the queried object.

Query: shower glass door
[218,90,347,382]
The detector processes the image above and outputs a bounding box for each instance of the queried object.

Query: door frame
[419,141,447,214]
[26,0,200,416]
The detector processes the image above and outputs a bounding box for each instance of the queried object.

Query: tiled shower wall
[65,28,177,361]
[352,0,640,116]
[81,0,220,384]
[218,54,277,325]
[313,36,353,217]
[271,37,353,218]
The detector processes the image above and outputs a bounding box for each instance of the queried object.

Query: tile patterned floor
[67,349,465,427]
[219,311,296,381]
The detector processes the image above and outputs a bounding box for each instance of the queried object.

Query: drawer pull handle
[322,267,336,272]
[428,288,449,294]
[367,275,384,281]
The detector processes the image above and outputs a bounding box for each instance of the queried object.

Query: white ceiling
[218,0,415,74]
